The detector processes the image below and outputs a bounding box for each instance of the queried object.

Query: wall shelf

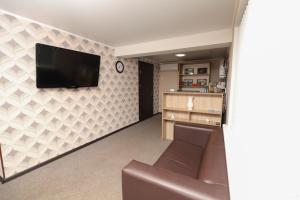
[163,117,220,126]
[179,62,210,90]
[180,86,207,89]
[179,74,209,77]
[163,91,223,96]
[162,107,221,115]
[162,92,223,140]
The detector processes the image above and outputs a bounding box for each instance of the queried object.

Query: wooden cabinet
[162,92,223,140]
[179,62,210,92]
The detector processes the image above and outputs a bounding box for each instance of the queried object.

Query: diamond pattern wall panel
[0,11,140,177]
[153,63,160,114]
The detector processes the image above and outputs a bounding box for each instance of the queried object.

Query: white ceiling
[0,0,236,46]
[144,47,229,63]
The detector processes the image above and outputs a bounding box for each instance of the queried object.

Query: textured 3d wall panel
[153,63,160,114]
[0,11,139,177]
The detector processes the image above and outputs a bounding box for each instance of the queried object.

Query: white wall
[159,64,179,111]
[160,63,178,72]
[225,0,300,199]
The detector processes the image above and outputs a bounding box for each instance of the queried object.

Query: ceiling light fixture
[175,53,186,57]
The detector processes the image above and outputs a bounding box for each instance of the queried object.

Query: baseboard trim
[1,120,141,184]
[0,144,5,183]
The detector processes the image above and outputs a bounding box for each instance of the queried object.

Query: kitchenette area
[157,50,229,139]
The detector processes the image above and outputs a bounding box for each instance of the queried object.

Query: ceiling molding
[115,29,232,58]
[160,58,224,65]
[233,0,249,26]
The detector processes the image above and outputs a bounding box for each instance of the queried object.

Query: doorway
[139,61,153,121]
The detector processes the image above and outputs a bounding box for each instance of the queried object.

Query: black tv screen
[36,43,100,88]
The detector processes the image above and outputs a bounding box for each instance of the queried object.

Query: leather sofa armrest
[122,160,229,200]
[174,123,213,146]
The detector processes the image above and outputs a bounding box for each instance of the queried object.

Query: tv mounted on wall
[36,43,100,88]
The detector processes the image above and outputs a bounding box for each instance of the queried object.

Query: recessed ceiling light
[175,53,186,57]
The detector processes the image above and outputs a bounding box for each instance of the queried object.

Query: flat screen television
[36,43,100,88]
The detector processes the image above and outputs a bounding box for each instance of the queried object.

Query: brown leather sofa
[122,123,230,200]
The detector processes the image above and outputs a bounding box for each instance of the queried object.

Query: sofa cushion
[198,145,228,186]
[174,123,212,147]
[207,128,225,147]
[154,140,204,178]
